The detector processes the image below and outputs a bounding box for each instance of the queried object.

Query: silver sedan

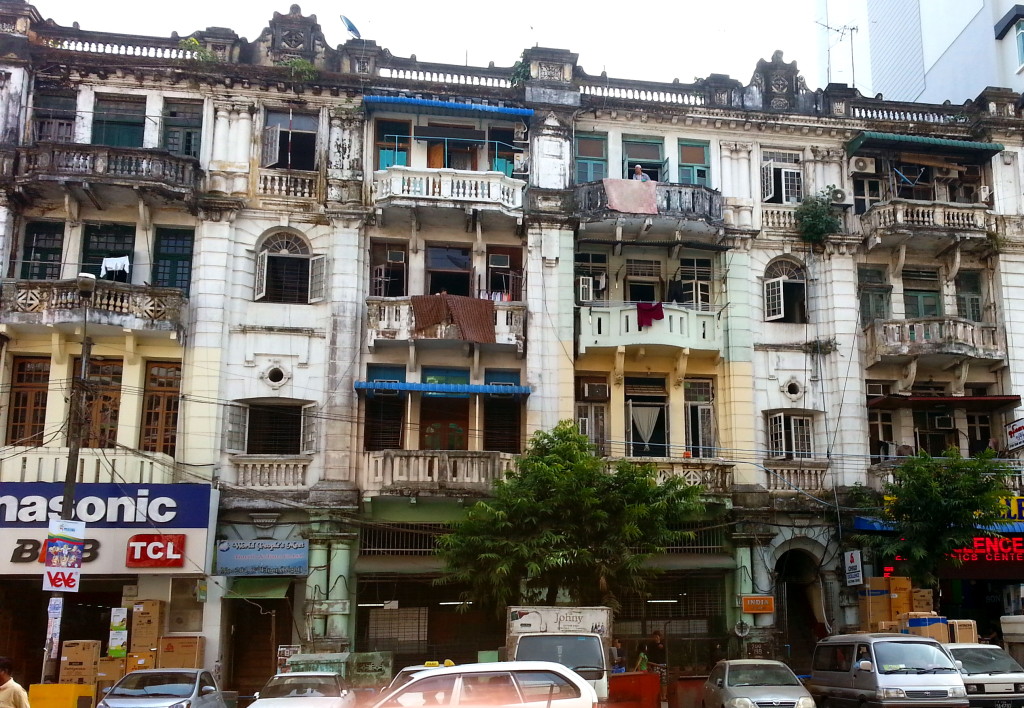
[703,660,814,708]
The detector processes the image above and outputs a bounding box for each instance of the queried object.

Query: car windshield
[261,676,341,698]
[515,635,604,669]
[728,665,800,687]
[951,647,1024,675]
[108,672,197,697]
[874,642,958,673]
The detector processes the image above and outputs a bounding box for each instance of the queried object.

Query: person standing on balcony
[632,164,650,182]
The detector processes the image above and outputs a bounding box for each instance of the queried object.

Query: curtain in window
[631,405,661,452]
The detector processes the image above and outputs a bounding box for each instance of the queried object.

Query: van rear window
[813,645,855,672]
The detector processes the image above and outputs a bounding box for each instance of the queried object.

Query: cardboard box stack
[126,651,158,672]
[158,636,206,669]
[129,600,165,654]
[96,658,125,695]
[949,619,978,643]
[59,640,101,685]
[889,577,912,617]
[912,589,934,612]
[859,577,891,630]
[899,611,949,642]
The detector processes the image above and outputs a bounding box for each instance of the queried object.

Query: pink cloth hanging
[636,302,664,329]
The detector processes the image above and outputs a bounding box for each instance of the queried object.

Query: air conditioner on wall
[371,380,400,397]
[851,157,876,174]
[933,415,954,430]
[488,253,511,269]
[386,250,406,264]
[582,382,609,401]
[488,382,516,398]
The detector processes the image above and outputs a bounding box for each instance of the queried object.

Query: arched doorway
[775,549,826,672]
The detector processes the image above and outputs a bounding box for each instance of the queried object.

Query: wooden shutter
[301,403,318,454]
[307,255,326,303]
[224,404,248,453]
[761,161,775,202]
[254,250,268,300]
[768,412,785,459]
[260,124,280,168]
[764,277,785,321]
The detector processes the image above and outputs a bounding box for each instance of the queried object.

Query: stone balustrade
[860,199,994,233]
[228,456,312,488]
[575,181,722,221]
[578,301,722,353]
[764,462,831,492]
[373,166,525,212]
[361,450,516,494]
[864,317,1006,363]
[366,297,526,351]
[18,144,200,194]
[0,446,175,484]
[258,169,320,200]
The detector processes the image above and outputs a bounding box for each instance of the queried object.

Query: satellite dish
[734,620,751,638]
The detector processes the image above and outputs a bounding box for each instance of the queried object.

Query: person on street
[0,657,29,708]
[646,630,667,702]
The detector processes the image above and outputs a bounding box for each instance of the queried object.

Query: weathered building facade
[1,1,1023,686]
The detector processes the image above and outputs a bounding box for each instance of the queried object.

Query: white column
[212,104,231,163]
[143,93,162,149]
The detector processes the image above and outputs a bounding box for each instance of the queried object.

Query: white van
[806,633,968,708]
[947,643,1024,708]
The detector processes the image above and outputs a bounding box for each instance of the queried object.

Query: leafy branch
[794,185,843,244]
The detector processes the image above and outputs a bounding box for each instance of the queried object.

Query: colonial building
[1,1,1022,686]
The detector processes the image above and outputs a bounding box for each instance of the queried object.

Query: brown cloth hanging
[410,294,496,344]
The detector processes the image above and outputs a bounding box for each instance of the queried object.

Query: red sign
[952,536,1024,563]
[43,568,80,591]
[741,595,775,613]
[125,534,186,568]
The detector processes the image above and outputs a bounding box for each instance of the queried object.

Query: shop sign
[43,519,85,592]
[0,483,214,575]
[741,595,775,613]
[215,540,309,576]
[952,536,1024,563]
[845,550,864,587]
[1006,419,1024,451]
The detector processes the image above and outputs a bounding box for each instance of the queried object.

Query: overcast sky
[33,0,843,90]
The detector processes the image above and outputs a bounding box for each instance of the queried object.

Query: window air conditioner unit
[575,275,594,302]
[488,253,511,269]
[386,250,406,264]
[934,165,956,180]
[372,380,401,397]
[582,382,609,401]
[979,185,992,202]
[933,415,954,430]
[866,383,889,397]
[488,382,516,398]
[851,157,876,174]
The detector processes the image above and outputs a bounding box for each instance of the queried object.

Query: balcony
[16,143,200,206]
[257,168,322,207]
[859,199,996,255]
[226,455,312,489]
[373,166,525,219]
[863,317,1006,366]
[577,302,723,354]
[574,181,722,239]
[360,450,517,495]
[763,461,831,492]
[366,297,526,353]
[0,278,187,338]
[0,446,175,484]
[605,457,733,494]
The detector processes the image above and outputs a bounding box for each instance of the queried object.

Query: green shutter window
[575,135,607,184]
[163,100,203,158]
[679,141,711,186]
[153,227,195,294]
[21,222,65,280]
[82,223,135,280]
[92,95,146,148]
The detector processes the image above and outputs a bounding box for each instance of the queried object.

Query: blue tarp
[363,95,534,117]
[354,380,530,395]
[853,516,1024,533]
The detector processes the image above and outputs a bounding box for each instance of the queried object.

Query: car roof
[947,643,1004,650]
[719,660,790,666]
[818,633,940,643]
[271,672,339,677]
[408,661,582,678]
[124,668,203,674]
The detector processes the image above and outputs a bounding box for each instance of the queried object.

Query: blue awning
[355,381,530,395]
[854,516,1024,533]
[363,95,533,117]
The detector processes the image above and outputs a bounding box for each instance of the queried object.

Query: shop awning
[363,95,533,118]
[846,131,1004,158]
[854,516,1024,533]
[354,381,530,395]
[866,394,1021,412]
[225,577,292,599]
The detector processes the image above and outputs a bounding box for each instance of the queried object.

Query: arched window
[255,231,325,304]
[764,259,807,323]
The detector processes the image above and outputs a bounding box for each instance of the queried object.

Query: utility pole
[41,272,96,683]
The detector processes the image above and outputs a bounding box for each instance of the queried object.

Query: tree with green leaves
[855,448,1010,590]
[436,420,705,613]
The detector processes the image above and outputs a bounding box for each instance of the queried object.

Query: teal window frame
[1017,20,1024,67]
[82,223,135,279]
[92,95,146,148]
[421,367,470,398]
[376,119,410,169]
[905,289,941,319]
[153,227,195,294]
[162,100,203,158]
[955,271,984,322]
[678,141,710,186]
[575,134,607,183]
[21,221,64,280]
[622,136,667,182]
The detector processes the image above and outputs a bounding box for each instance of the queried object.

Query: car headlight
[726,698,755,708]
[965,684,980,694]
[949,687,967,698]
[169,701,192,708]
[796,696,815,708]
[878,688,906,700]
[97,702,110,708]
[1015,684,1024,693]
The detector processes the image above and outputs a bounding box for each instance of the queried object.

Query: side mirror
[857,660,873,672]
[253,693,260,699]
[956,660,964,670]
[715,679,723,688]
[202,686,217,695]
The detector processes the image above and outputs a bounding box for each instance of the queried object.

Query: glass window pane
[679,144,708,164]
[577,136,606,158]
[624,141,661,160]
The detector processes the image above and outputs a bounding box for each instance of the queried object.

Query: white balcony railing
[361,450,517,494]
[258,169,319,200]
[366,297,526,349]
[0,447,175,484]
[764,462,831,492]
[864,317,1006,362]
[577,302,723,353]
[761,205,799,231]
[373,167,525,211]
[861,199,994,233]
[227,456,312,488]
[604,457,733,493]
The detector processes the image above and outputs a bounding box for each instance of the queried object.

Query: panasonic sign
[0,483,211,529]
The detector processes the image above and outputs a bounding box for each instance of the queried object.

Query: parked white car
[250,672,356,708]
[371,661,597,708]
[947,643,1024,708]
[99,669,227,708]
[703,660,814,708]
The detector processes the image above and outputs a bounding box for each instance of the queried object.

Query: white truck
[506,606,614,703]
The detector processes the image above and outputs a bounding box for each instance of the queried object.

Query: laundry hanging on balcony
[602,178,658,215]
[631,405,661,453]
[410,294,496,344]
[100,256,131,280]
[636,301,664,329]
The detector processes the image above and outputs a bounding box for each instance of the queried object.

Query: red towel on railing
[636,302,664,329]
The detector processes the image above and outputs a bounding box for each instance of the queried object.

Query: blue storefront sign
[215,539,309,576]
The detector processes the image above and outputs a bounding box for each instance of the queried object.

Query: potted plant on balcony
[794,185,843,245]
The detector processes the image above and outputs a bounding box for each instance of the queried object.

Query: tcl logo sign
[126,534,186,567]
